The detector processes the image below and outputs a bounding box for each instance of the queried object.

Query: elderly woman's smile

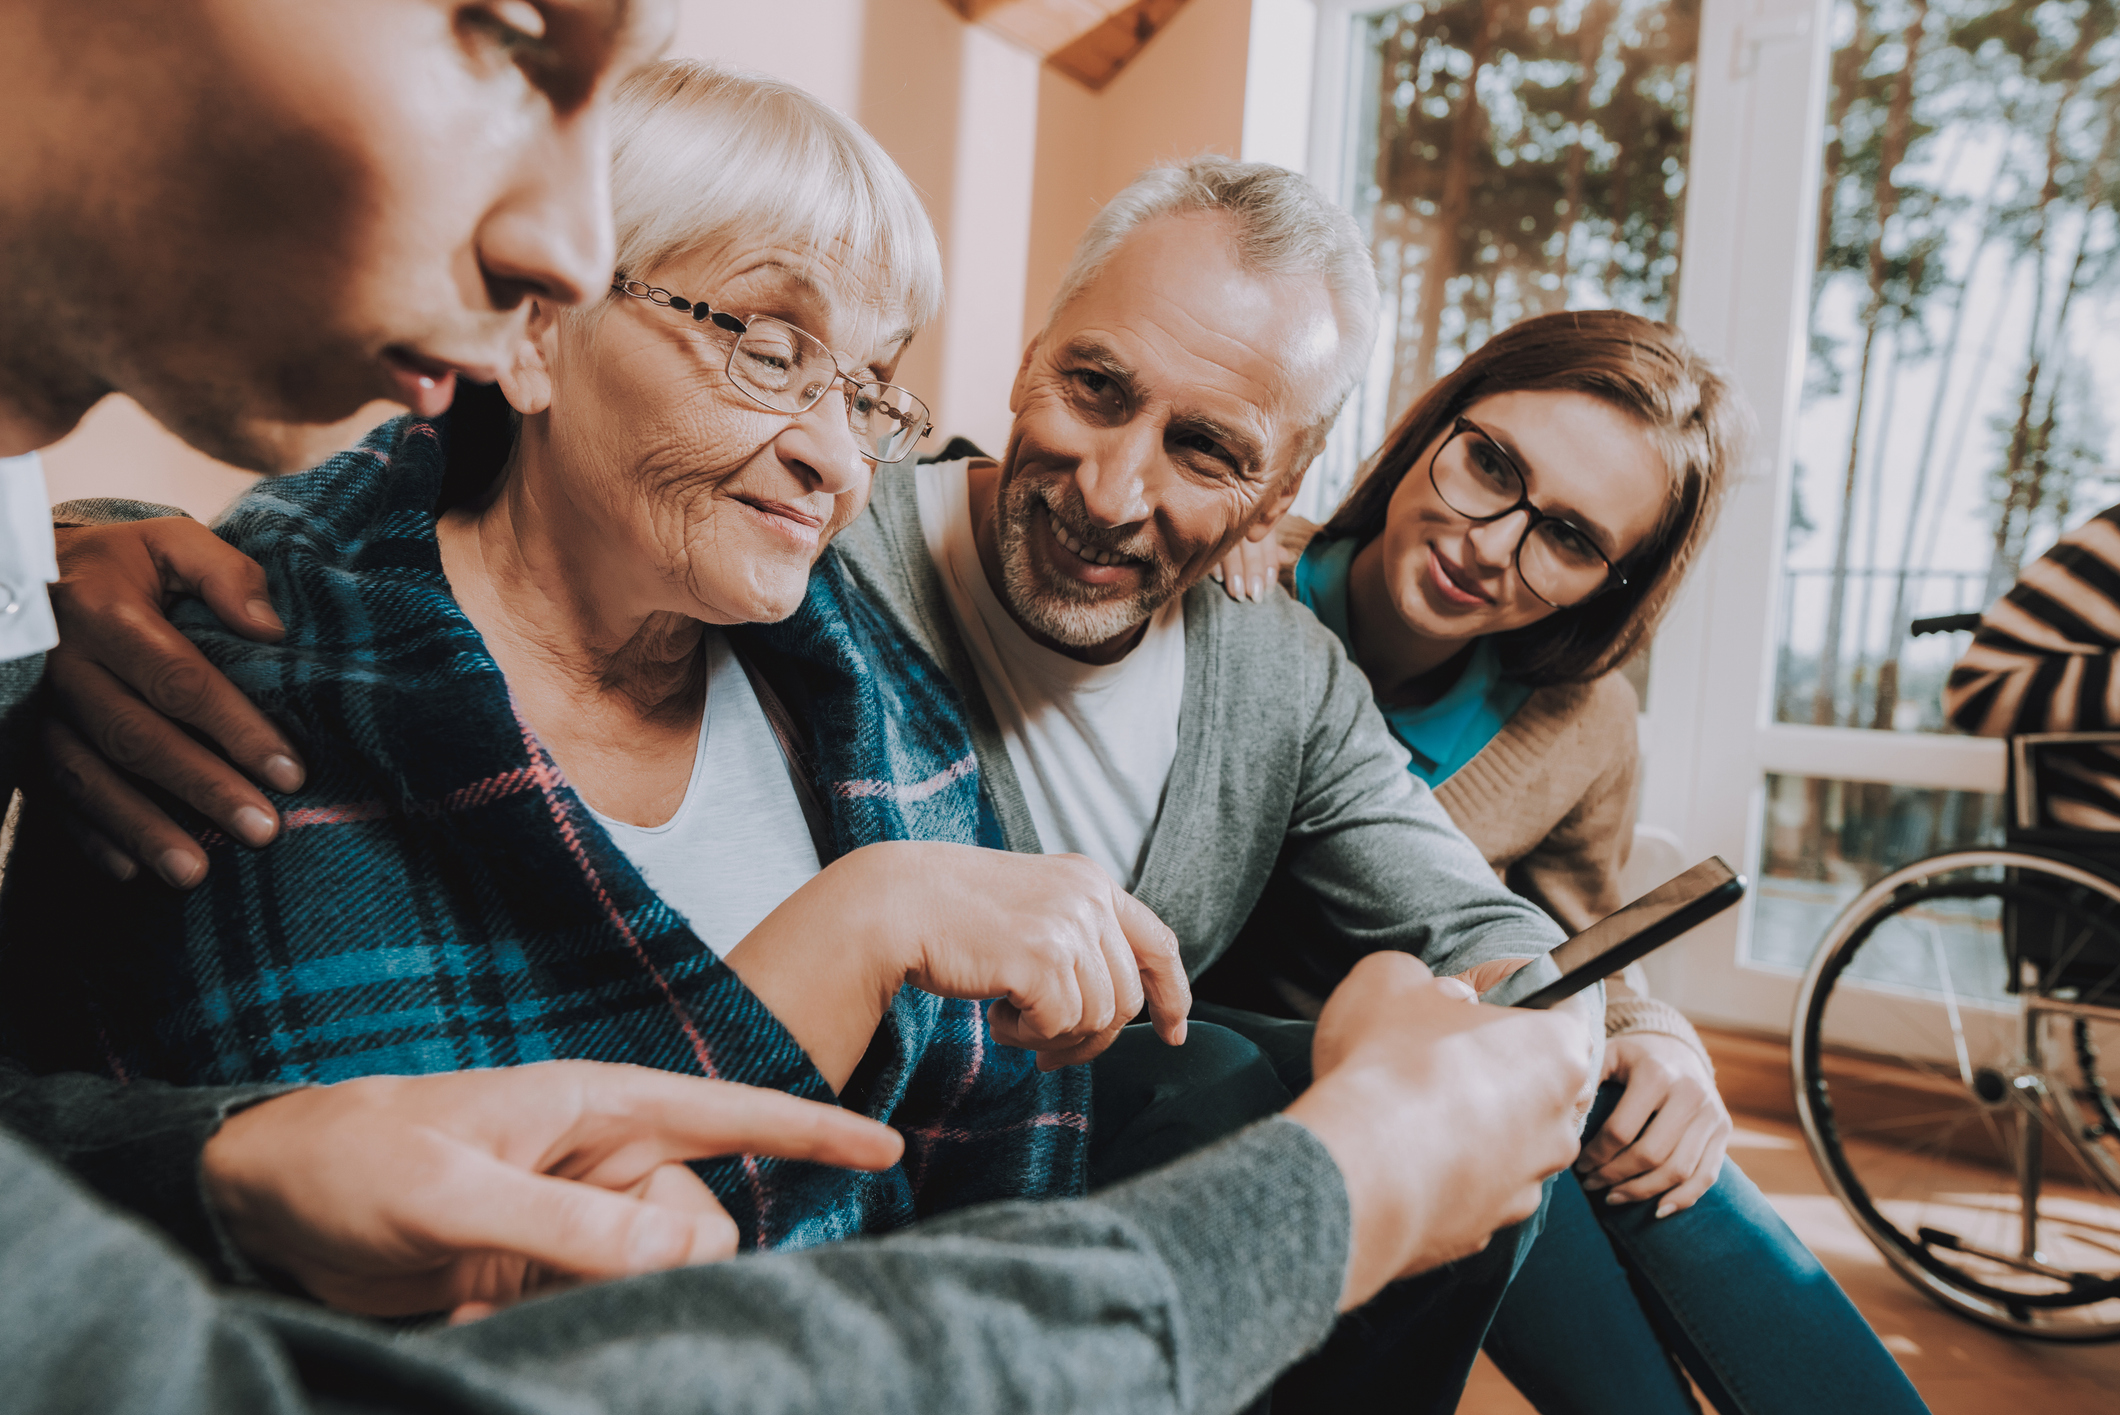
[734,493,829,551]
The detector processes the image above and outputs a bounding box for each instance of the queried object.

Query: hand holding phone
[1514,858,1746,1010]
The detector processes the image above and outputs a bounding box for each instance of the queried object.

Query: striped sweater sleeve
[1945,505,2120,737]
[1946,506,2120,830]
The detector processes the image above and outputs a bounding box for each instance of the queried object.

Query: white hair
[601,60,942,328]
[1048,155,1379,454]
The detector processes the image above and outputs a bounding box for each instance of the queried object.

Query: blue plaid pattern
[0,414,1087,1249]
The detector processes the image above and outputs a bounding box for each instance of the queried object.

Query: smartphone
[1513,857,1747,1010]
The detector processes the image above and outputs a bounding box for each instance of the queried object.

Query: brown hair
[1322,309,1749,687]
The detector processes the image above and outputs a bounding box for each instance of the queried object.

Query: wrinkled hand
[725,842,1191,1090]
[1576,1031,1731,1217]
[202,1061,903,1319]
[889,846,1189,1069]
[1285,952,1589,1310]
[1451,956,1602,1123]
[45,518,300,887]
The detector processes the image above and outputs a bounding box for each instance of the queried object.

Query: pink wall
[1022,0,1255,339]
[40,0,1266,514]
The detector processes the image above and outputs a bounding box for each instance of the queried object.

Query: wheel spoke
[1797,859,2120,1335]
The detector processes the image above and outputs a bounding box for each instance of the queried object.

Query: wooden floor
[1459,1110,2120,1413]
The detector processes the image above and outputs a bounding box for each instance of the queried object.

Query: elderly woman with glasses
[0,60,1193,1255]
[1208,309,1929,1415]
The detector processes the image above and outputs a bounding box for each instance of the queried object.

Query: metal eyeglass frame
[1429,415,1628,608]
[610,277,934,463]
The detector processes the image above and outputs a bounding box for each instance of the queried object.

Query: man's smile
[1034,501,1147,586]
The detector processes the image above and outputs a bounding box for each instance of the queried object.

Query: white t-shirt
[0,451,59,661]
[590,629,823,958]
[915,462,1184,890]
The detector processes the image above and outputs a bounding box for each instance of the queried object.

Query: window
[1754,771,2006,971]
[1775,0,2120,737]
[1305,0,1703,517]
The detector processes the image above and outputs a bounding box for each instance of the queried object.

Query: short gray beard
[994,476,1182,649]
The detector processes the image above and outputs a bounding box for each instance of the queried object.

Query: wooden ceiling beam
[941,0,1193,90]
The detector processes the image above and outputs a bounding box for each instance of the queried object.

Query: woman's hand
[722,842,1192,1090]
[1208,532,1283,603]
[43,518,301,886]
[1207,513,1314,603]
[1575,1030,1732,1218]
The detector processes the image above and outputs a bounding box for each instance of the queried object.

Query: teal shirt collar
[1294,536,1531,787]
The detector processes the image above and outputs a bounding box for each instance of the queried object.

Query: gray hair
[601,60,942,328]
[1047,156,1379,457]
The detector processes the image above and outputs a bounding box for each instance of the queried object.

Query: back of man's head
[1048,156,1378,458]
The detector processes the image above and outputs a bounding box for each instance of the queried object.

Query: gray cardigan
[834,463,1566,994]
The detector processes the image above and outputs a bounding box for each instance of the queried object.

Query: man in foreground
[3,1,1592,1410]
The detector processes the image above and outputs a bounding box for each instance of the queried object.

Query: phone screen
[1515,857,1745,1009]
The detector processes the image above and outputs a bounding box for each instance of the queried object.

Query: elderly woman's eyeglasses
[612,278,934,464]
[1428,417,1628,608]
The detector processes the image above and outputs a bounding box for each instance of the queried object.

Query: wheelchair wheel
[1793,849,2120,1340]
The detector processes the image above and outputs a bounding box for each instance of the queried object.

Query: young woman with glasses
[1213,309,1931,1415]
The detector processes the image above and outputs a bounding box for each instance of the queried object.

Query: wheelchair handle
[1910,612,1983,637]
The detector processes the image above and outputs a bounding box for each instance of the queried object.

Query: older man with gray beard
[826,156,1602,1414]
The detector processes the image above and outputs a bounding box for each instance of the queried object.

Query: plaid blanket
[0,414,1088,1249]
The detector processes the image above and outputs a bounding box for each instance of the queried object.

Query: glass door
[1645,0,2120,1034]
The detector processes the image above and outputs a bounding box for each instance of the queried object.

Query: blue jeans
[1483,1084,1931,1415]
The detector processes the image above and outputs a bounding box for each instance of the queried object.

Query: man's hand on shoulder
[45,518,298,886]
[1285,952,1589,1310]
[200,1061,904,1320]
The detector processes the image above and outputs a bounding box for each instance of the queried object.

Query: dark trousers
[1090,1004,1546,1415]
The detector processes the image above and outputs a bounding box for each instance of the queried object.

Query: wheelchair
[1793,653,2120,1338]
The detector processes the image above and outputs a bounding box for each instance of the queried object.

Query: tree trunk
[1558,0,1614,290]
[1868,143,2014,730]
[1986,10,2102,600]
[1811,0,1926,729]
[1411,0,1497,394]
[2022,98,2117,543]
[1813,0,1875,324]
[1852,334,1903,724]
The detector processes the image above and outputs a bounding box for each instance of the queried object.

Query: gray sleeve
[3,1116,1348,1415]
[1283,624,1565,994]
[0,1056,296,1283]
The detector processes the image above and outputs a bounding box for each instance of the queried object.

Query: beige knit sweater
[1432,671,1708,1066]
